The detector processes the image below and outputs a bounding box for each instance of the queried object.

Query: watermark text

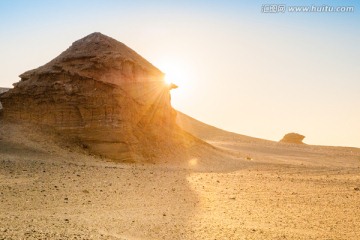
[261,4,355,13]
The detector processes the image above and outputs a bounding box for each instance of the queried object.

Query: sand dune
[1,114,360,239]
[177,111,360,168]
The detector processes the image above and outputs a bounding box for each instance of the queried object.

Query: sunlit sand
[0,32,359,240]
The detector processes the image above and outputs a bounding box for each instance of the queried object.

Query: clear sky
[0,0,359,147]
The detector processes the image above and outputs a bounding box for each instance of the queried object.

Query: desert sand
[1,114,360,240]
[1,33,359,239]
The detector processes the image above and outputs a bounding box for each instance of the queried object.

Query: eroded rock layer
[0,88,10,109]
[0,33,196,161]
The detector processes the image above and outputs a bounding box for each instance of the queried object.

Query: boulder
[280,133,305,144]
[0,33,201,162]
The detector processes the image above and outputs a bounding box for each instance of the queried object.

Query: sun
[162,65,184,86]
[164,74,173,85]
[155,59,192,88]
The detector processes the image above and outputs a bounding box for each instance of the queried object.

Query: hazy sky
[0,0,359,147]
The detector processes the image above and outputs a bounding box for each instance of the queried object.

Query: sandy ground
[1,119,360,239]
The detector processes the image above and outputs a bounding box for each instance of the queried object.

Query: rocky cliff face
[0,88,10,109]
[0,88,10,94]
[0,33,194,162]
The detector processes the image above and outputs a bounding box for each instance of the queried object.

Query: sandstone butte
[0,32,211,162]
[280,132,305,144]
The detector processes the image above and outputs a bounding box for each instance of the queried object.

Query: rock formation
[280,133,305,144]
[0,88,10,94]
[0,32,203,162]
[0,88,10,110]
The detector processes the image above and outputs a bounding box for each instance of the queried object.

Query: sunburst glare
[155,59,193,88]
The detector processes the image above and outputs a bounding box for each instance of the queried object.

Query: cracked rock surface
[0,33,209,162]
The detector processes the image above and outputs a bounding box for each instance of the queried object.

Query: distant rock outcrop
[280,133,305,144]
[0,33,205,162]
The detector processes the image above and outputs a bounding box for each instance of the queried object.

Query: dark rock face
[280,133,305,144]
[0,88,10,94]
[0,88,10,110]
[0,33,185,161]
